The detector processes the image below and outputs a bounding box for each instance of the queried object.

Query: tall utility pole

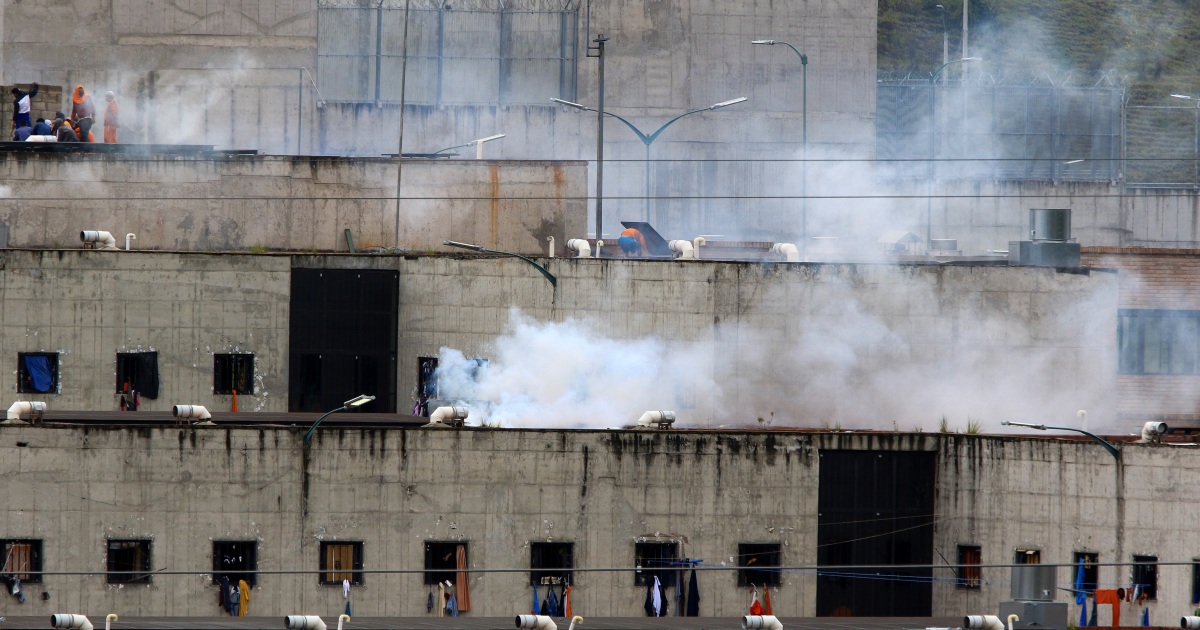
[587,35,608,242]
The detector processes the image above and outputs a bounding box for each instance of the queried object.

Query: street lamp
[432,133,506,159]
[1001,420,1120,460]
[752,39,808,248]
[551,96,747,225]
[303,394,376,445]
[927,56,982,246]
[443,240,557,287]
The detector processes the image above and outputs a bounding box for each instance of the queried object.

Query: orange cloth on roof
[1094,588,1121,627]
[620,228,647,250]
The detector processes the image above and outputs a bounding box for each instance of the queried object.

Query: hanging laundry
[345,600,351,617]
[343,579,350,599]
[1079,598,1088,627]
[232,388,239,412]
[227,584,239,615]
[427,588,434,613]
[749,585,764,615]
[686,568,700,617]
[455,545,471,612]
[533,582,540,615]
[547,586,559,617]
[644,578,656,616]
[558,583,567,616]
[1141,608,1149,627]
[763,586,773,615]
[1074,559,1087,605]
[564,584,573,617]
[219,576,230,613]
[237,579,250,616]
[651,576,663,617]
[540,592,549,615]
[657,577,669,617]
[1094,588,1121,627]
[1088,594,1097,627]
[446,592,459,617]
[437,582,445,618]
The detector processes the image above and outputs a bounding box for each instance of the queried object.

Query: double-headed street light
[552,96,748,225]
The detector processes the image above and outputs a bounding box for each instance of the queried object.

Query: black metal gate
[816,450,937,617]
[289,268,399,413]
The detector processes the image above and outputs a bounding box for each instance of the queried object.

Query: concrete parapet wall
[0,154,586,255]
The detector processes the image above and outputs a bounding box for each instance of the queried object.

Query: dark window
[634,541,678,587]
[319,541,364,585]
[214,354,255,395]
[738,543,782,587]
[1,539,43,583]
[416,356,438,416]
[1074,551,1098,593]
[107,539,152,584]
[530,542,574,586]
[1133,555,1157,601]
[1015,549,1041,564]
[1119,309,1200,375]
[1192,560,1200,605]
[17,352,58,394]
[115,351,159,399]
[213,541,258,587]
[425,541,468,586]
[957,545,982,589]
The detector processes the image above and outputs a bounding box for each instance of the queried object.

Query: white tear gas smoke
[431,265,1115,432]
[433,309,720,428]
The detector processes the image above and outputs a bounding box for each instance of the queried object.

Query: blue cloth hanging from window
[547,587,559,617]
[24,355,52,392]
[1075,559,1087,605]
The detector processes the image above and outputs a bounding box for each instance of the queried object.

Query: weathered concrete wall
[2,250,1118,426]
[0,154,586,255]
[0,426,1189,619]
[0,250,291,412]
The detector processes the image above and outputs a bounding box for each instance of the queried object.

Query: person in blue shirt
[31,118,51,136]
[10,82,38,130]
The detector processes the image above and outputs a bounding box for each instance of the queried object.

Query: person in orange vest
[70,84,96,142]
[103,91,119,143]
[618,227,647,257]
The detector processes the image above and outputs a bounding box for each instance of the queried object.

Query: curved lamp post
[304,394,376,445]
[927,57,982,246]
[752,39,807,248]
[432,134,506,159]
[1001,420,1120,460]
[444,240,557,287]
[551,97,747,225]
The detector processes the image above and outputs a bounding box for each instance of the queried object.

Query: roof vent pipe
[669,240,696,259]
[546,235,555,258]
[637,410,676,428]
[743,616,783,630]
[337,615,350,630]
[173,405,212,424]
[692,237,706,259]
[52,616,93,630]
[125,233,137,251]
[7,400,46,421]
[81,230,118,250]
[1138,421,1168,443]
[771,243,800,262]
[425,405,469,428]
[1180,616,1200,629]
[285,616,327,630]
[567,239,592,258]
[105,615,118,630]
[965,616,1004,630]
[516,616,557,630]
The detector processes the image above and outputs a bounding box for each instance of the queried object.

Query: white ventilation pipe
[429,406,469,424]
[52,615,93,630]
[965,615,1004,630]
[669,240,696,259]
[285,616,327,630]
[565,617,583,630]
[692,236,706,259]
[80,230,118,250]
[567,238,592,258]
[546,235,555,258]
[743,616,782,630]
[771,243,800,262]
[1140,421,1168,442]
[637,410,676,427]
[125,233,137,251]
[7,400,47,421]
[173,405,212,421]
[1180,616,1200,629]
[337,615,350,630]
[1006,615,1020,630]
[515,616,557,630]
[105,614,118,630]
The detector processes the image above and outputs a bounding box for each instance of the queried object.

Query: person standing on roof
[70,85,96,143]
[618,227,648,257]
[103,91,120,143]
[10,82,39,131]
